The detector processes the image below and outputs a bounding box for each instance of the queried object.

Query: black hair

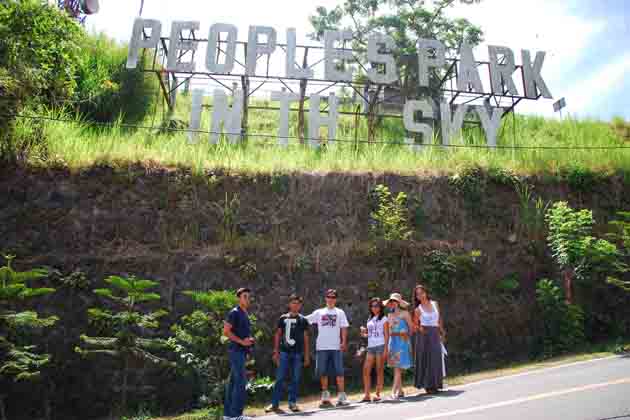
[368,297,385,321]
[413,284,431,308]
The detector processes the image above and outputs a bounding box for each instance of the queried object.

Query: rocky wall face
[2,165,630,419]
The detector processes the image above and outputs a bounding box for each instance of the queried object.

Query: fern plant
[75,274,174,414]
[0,254,56,420]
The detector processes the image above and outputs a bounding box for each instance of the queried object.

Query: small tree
[546,202,595,303]
[606,211,630,292]
[0,255,56,420]
[169,290,265,407]
[75,275,174,415]
[370,184,412,241]
[309,0,483,142]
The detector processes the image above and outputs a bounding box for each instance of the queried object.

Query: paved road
[264,355,630,420]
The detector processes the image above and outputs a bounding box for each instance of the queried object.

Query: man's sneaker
[233,416,253,420]
[289,403,301,412]
[336,392,350,407]
[265,404,281,413]
[223,417,233,420]
[319,390,332,408]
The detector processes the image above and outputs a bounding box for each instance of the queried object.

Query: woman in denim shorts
[360,297,390,402]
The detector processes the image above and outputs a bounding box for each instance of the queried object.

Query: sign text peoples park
[126,19,553,147]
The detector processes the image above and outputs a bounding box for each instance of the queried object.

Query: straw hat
[383,293,410,309]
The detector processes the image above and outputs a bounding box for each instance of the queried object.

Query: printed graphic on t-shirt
[320,314,337,327]
[283,318,297,346]
[368,323,381,339]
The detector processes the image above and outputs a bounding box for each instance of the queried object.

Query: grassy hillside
[15,95,630,176]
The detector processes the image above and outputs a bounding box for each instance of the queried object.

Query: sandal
[360,396,372,403]
[373,396,381,402]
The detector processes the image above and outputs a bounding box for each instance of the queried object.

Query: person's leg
[375,353,385,398]
[393,368,402,398]
[334,350,345,393]
[224,350,246,418]
[362,353,375,399]
[288,352,302,406]
[224,352,236,418]
[316,351,331,405]
[270,352,290,408]
[232,351,248,417]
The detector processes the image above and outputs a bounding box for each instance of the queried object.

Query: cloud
[566,52,630,117]
[447,0,607,117]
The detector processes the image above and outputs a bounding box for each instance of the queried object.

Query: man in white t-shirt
[305,289,350,407]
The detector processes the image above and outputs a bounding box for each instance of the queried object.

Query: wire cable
[6,112,630,150]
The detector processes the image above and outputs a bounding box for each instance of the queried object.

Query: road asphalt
[263,355,630,420]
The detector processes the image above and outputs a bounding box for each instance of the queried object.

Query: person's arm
[272,328,282,365]
[340,310,350,352]
[436,302,446,342]
[340,327,348,352]
[412,307,419,333]
[404,311,414,336]
[223,321,253,347]
[383,320,390,360]
[303,330,311,367]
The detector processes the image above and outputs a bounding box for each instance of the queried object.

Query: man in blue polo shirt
[223,287,255,420]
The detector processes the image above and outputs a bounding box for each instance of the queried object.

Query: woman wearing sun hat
[383,292,413,400]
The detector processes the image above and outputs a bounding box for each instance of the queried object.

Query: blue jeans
[271,352,303,406]
[224,350,247,418]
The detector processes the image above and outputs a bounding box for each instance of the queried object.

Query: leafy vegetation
[75,275,174,414]
[605,212,630,293]
[535,279,586,357]
[74,33,158,124]
[545,202,621,302]
[0,255,56,419]
[168,290,267,410]
[369,184,412,241]
[0,0,84,164]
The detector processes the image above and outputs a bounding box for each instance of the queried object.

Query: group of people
[222,285,446,420]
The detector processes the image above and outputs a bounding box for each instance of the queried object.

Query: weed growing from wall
[368,184,412,242]
[449,166,487,217]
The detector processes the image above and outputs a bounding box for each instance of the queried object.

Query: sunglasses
[325,295,337,299]
[371,304,381,308]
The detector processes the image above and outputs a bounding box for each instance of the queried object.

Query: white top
[418,301,440,327]
[306,307,349,350]
[366,316,387,348]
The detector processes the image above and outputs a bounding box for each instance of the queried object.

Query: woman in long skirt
[412,284,445,394]
[383,293,413,400]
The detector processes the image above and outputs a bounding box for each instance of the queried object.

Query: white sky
[88,0,629,120]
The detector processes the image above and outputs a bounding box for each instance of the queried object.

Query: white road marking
[451,355,622,389]
[408,377,630,420]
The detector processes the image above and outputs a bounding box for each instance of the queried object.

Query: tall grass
[73,32,159,124]
[29,95,630,175]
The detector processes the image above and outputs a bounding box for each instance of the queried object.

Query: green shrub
[535,279,585,357]
[563,167,600,193]
[0,0,84,163]
[0,0,84,105]
[74,33,158,123]
[546,201,622,285]
[421,250,456,298]
[170,290,268,407]
[496,274,520,294]
[369,184,412,241]
[449,166,486,216]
